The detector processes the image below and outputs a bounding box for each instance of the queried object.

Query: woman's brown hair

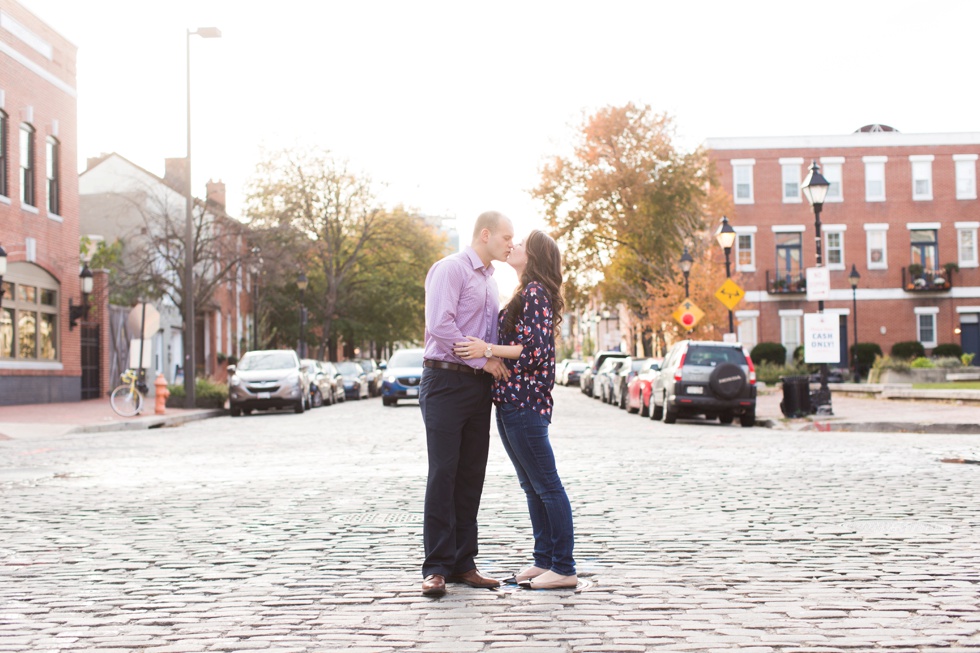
[502,230,565,336]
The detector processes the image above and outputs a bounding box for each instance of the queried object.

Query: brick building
[705,125,980,365]
[0,1,83,404]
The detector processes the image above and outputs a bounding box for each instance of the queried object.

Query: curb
[762,418,980,434]
[68,409,226,434]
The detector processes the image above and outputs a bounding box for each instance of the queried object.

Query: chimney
[206,179,226,210]
[86,153,110,171]
[164,157,189,195]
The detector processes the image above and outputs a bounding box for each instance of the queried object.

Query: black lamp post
[250,246,261,351]
[69,264,94,330]
[0,245,7,310]
[849,264,861,383]
[715,216,736,334]
[679,247,694,298]
[296,272,308,359]
[802,160,832,413]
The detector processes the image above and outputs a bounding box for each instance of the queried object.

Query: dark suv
[650,340,757,427]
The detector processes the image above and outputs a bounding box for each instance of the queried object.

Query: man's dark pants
[419,367,492,578]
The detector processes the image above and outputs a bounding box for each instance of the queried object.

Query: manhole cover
[331,512,422,524]
[847,520,953,535]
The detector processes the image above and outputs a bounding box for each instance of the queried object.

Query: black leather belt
[424,359,485,375]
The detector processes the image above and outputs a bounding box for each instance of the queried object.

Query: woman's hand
[454,336,487,359]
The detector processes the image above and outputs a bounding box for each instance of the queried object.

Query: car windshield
[388,350,424,368]
[238,352,296,371]
[357,360,375,372]
[336,361,361,375]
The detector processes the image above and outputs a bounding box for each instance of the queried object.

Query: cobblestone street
[1,386,978,652]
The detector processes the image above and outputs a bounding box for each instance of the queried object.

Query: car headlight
[229,374,241,386]
[385,373,396,383]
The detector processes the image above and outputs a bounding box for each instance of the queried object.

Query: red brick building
[0,1,84,404]
[706,125,980,365]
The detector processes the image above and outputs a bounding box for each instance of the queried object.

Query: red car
[626,358,662,416]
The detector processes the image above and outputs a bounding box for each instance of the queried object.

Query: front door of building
[81,323,101,399]
[960,314,979,366]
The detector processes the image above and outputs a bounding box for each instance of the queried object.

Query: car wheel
[619,387,628,410]
[230,404,242,417]
[740,410,756,428]
[719,412,735,425]
[243,408,253,415]
[294,399,305,414]
[311,389,323,408]
[651,395,663,421]
[709,364,746,400]
[662,394,677,424]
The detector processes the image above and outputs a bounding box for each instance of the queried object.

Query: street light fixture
[679,247,694,299]
[297,272,308,359]
[849,263,861,382]
[69,264,94,330]
[183,25,222,408]
[802,160,832,414]
[714,216,736,334]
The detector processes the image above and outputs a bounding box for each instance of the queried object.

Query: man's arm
[425,259,466,350]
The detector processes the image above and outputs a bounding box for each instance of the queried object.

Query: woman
[454,230,576,590]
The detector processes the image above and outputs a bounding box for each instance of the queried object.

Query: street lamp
[714,216,736,334]
[802,160,832,413]
[679,247,694,299]
[0,244,7,309]
[183,25,222,408]
[297,272,308,359]
[250,246,261,351]
[68,264,94,330]
[849,264,861,382]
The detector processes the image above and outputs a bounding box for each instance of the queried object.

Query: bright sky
[21,0,980,248]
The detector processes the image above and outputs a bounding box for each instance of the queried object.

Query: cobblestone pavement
[0,386,978,652]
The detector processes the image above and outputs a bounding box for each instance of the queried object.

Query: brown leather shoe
[421,574,446,596]
[447,569,500,589]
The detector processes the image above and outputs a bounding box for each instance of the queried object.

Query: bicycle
[110,368,149,417]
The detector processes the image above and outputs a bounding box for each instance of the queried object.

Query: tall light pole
[679,247,694,299]
[715,216,736,334]
[802,160,832,413]
[183,26,221,408]
[849,264,861,383]
[250,246,261,351]
[297,272,308,359]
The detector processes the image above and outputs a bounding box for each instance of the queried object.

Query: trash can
[780,376,812,418]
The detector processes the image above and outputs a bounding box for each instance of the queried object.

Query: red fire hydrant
[155,373,170,415]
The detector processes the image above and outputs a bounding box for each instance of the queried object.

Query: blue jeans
[495,402,575,576]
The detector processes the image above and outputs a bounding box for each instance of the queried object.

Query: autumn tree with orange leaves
[533,103,733,354]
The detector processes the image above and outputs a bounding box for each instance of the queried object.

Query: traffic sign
[672,299,705,330]
[715,278,745,311]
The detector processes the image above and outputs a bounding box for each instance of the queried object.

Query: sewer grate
[847,520,953,535]
[331,512,423,524]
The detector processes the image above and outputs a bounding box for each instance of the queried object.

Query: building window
[734,227,756,272]
[732,159,754,204]
[780,311,803,363]
[780,158,802,203]
[863,156,886,202]
[0,110,8,198]
[910,228,939,271]
[775,231,803,280]
[915,307,939,349]
[955,155,978,200]
[824,226,846,270]
[910,155,934,201]
[865,223,888,270]
[0,266,59,362]
[956,222,979,268]
[820,158,843,202]
[46,136,59,215]
[20,123,35,206]
[736,311,759,351]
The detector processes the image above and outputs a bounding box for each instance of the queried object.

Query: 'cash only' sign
[803,313,840,364]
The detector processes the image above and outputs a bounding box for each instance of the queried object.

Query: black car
[335,360,370,400]
[563,361,588,386]
[650,340,757,427]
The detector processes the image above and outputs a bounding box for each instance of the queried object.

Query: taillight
[673,352,686,382]
[743,347,756,385]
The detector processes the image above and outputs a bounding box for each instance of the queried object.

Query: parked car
[555,359,572,386]
[228,349,310,416]
[356,358,383,397]
[650,340,757,427]
[626,358,663,416]
[335,360,370,400]
[595,356,630,403]
[562,361,588,387]
[381,348,425,406]
[580,351,629,396]
[301,358,334,408]
[321,361,346,404]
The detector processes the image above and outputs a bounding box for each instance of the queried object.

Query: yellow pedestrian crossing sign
[715,279,745,311]
[672,299,705,330]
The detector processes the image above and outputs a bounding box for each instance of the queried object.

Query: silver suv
[650,340,757,427]
[228,350,310,416]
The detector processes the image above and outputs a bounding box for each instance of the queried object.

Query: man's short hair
[473,211,507,239]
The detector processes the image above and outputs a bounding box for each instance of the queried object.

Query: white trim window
[914,307,939,349]
[954,154,978,200]
[910,155,934,201]
[734,226,757,272]
[956,221,979,268]
[736,310,759,351]
[863,156,886,202]
[865,223,888,270]
[823,225,846,270]
[779,310,803,362]
[732,159,755,204]
[780,158,802,203]
[820,157,844,202]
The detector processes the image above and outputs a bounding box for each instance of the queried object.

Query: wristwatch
[484,345,493,358]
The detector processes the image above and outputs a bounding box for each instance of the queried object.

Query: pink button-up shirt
[423,247,500,370]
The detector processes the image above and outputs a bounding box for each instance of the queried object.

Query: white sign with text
[803,313,840,364]
[806,267,831,301]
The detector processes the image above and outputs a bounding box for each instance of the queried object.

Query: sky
[19,0,980,248]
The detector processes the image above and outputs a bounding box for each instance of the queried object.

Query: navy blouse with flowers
[491,281,556,420]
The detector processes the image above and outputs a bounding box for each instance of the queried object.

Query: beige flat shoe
[519,570,578,589]
[514,566,548,583]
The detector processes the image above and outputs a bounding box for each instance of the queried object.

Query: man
[419,210,514,597]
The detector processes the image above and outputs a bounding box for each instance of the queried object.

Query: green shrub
[933,356,963,369]
[851,342,883,369]
[910,356,935,369]
[891,341,926,360]
[750,342,786,366]
[964,353,976,366]
[167,378,228,409]
[868,355,912,382]
[792,345,805,364]
[932,343,963,359]
[755,361,808,385]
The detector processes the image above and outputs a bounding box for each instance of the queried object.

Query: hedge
[890,341,926,360]
[750,342,786,366]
